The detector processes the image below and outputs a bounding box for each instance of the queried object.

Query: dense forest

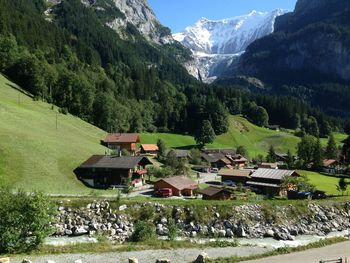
[0,0,346,138]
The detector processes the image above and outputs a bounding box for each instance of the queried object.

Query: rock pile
[54,201,133,242]
[53,201,350,242]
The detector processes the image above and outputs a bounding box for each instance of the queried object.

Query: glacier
[173,9,287,82]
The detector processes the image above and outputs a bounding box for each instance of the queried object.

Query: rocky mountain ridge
[173,9,287,82]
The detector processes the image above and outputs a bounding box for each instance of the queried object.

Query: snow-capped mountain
[173,9,287,82]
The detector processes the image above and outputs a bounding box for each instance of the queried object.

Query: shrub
[131,221,156,242]
[167,219,178,241]
[0,189,55,253]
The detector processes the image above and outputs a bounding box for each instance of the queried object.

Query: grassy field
[298,170,350,195]
[0,74,107,194]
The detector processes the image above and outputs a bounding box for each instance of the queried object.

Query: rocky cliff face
[238,0,350,83]
[174,10,286,82]
[48,0,172,44]
[106,0,172,44]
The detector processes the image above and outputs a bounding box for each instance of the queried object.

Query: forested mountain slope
[233,0,350,117]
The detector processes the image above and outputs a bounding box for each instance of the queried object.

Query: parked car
[153,188,173,197]
[311,190,327,199]
[222,180,236,187]
[210,168,219,173]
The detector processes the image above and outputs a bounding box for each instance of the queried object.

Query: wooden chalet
[246,168,300,196]
[229,154,248,168]
[75,155,152,189]
[218,168,253,184]
[201,152,232,169]
[323,159,342,174]
[199,186,232,200]
[101,133,140,153]
[154,176,198,196]
[140,144,159,155]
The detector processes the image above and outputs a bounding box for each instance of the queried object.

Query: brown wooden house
[75,155,152,189]
[323,159,342,174]
[246,168,300,196]
[154,176,198,196]
[199,186,232,200]
[101,133,140,153]
[218,168,253,184]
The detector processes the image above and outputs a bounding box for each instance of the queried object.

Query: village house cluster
[75,133,337,200]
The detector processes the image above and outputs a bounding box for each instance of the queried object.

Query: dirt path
[243,241,350,263]
[12,246,271,263]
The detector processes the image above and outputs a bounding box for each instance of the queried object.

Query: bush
[0,189,55,253]
[167,219,178,241]
[131,221,156,242]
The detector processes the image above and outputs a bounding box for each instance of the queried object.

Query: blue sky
[148,0,297,33]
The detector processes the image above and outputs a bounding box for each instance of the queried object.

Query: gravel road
[12,246,272,263]
[243,241,350,263]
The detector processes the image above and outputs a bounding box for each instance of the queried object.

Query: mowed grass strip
[298,170,350,195]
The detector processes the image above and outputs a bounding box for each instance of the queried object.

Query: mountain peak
[173,9,288,82]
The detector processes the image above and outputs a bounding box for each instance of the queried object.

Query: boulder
[155,259,170,263]
[195,252,210,263]
[226,228,234,238]
[22,260,33,263]
[119,205,127,211]
[218,230,226,237]
[264,229,274,237]
[74,260,83,263]
[236,226,246,237]
[0,258,10,263]
[46,261,56,263]
[128,258,138,263]
[73,227,88,236]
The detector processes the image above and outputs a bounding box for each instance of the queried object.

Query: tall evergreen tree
[195,120,216,148]
[266,145,277,163]
[312,138,323,171]
[286,150,294,169]
[325,133,338,160]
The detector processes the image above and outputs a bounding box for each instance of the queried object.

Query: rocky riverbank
[53,201,350,242]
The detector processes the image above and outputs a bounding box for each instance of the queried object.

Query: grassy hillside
[142,116,347,157]
[0,74,106,194]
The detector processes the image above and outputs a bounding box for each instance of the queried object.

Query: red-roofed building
[102,133,140,153]
[140,144,159,155]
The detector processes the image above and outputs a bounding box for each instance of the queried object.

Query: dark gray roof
[251,168,299,180]
[165,149,189,158]
[199,186,231,196]
[202,148,236,155]
[246,181,280,188]
[79,155,152,169]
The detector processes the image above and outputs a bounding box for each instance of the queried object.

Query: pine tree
[266,145,277,163]
[325,133,338,160]
[195,120,216,148]
[286,150,294,169]
[312,138,323,171]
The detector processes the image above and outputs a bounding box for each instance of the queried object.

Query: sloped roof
[218,169,252,177]
[141,144,159,151]
[246,181,280,188]
[165,149,189,158]
[79,155,151,169]
[323,159,338,167]
[156,176,197,190]
[104,133,140,143]
[202,148,236,155]
[199,186,231,197]
[251,168,299,180]
[259,163,278,169]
